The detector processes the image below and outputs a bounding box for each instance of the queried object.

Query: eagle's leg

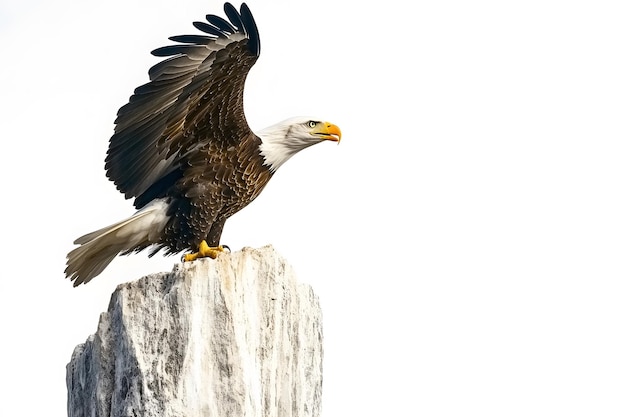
[183,240,226,262]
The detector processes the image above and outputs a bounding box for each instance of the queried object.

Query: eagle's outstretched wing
[105,2,260,208]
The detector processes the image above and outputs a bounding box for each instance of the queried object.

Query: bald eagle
[65,2,341,286]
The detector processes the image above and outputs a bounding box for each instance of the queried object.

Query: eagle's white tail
[65,199,170,286]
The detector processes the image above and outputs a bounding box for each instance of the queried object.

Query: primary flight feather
[65,2,341,286]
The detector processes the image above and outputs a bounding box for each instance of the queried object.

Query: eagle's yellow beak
[313,122,342,143]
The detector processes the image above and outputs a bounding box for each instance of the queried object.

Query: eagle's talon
[182,240,226,262]
[222,245,231,252]
[182,252,198,262]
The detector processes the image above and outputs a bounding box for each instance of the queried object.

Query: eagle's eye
[307,121,317,128]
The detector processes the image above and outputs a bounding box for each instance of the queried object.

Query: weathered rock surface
[66,245,323,417]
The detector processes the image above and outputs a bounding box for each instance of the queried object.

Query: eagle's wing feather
[105,3,260,207]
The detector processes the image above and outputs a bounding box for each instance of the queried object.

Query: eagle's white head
[257,116,341,172]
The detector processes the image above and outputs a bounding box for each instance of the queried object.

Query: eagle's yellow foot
[183,240,226,262]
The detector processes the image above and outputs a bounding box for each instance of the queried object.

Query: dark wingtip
[223,2,243,31]
[168,34,214,44]
[157,2,260,57]
[239,3,260,56]
[193,20,226,37]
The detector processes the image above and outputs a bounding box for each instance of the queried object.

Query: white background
[1,0,625,415]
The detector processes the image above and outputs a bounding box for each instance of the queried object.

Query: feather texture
[65,200,170,286]
[66,3,337,285]
[105,3,260,203]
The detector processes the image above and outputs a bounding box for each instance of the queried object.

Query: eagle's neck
[256,121,316,172]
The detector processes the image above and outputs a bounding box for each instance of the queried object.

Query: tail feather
[65,199,170,286]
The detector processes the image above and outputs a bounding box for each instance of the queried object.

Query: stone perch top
[66,245,323,417]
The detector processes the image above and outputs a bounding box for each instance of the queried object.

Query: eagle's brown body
[102,5,265,257]
[162,133,272,253]
[65,3,340,286]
